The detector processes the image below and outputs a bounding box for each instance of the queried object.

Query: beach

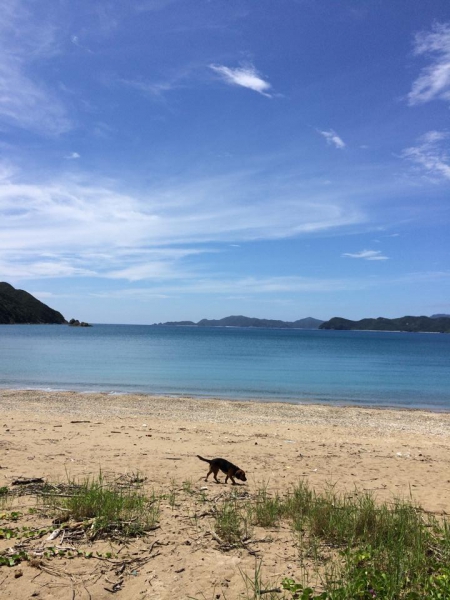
[1,389,450,599]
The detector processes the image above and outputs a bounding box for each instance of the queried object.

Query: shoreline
[1,385,449,414]
[2,388,450,435]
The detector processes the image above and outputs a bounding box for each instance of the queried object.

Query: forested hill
[157,316,324,329]
[319,316,450,333]
[0,282,66,324]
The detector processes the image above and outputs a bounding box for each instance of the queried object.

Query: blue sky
[1,0,450,324]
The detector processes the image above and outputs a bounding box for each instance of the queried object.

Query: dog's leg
[225,469,234,484]
[228,470,237,485]
[205,468,213,481]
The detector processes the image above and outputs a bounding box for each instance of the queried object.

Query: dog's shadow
[214,480,246,486]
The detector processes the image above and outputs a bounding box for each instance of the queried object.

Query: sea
[1,324,450,411]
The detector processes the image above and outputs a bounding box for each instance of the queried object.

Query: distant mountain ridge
[319,316,450,334]
[157,315,324,329]
[0,282,66,324]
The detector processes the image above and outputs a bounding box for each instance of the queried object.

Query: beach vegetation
[50,472,159,538]
[3,471,450,599]
[214,495,251,546]
[0,487,11,512]
[240,560,283,600]
[182,478,194,494]
[250,482,284,528]
[236,481,450,599]
[167,477,178,508]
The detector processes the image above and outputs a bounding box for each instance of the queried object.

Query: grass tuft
[52,472,159,538]
[251,483,284,528]
[214,496,251,546]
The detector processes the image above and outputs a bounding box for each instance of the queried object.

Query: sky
[1,0,450,324]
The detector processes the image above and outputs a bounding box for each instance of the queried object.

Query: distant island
[319,316,450,334]
[2,280,448,333]
[155,315,324,329]
[0,282,90,326]
[155,314,450,333]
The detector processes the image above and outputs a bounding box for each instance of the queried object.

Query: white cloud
[0,164,364,281]
[65,152,80,160]
[342,250,389,261]
[408,22,450,105]
[318,129,346,149]
[91,275,375,298]
[0,57,71,135]
[62,270,450,301]
[401,130,450,180]
[0,0,71,135]
[210,63,272,97]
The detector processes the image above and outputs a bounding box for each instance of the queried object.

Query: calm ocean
[1,324,450,411]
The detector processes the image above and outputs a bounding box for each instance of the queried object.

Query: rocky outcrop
[68,319,92,327]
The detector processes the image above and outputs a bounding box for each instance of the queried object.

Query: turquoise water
[1,324,450,410]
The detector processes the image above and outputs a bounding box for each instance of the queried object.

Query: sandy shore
[1,389,450,599]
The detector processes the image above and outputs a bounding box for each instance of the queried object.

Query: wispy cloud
[65,152,80,160]
[210,63,272,97]
[120,77,182,99]
[342,250,389,261]
[408,22,450,105]
[0,0,71,135]
[134,0,181,12]
[119,64,193,100]
[318,129,346,149]
[59,270,450,301]
[0,163,364,282]
[401,130,450,181]
[122,62,272,101]
[91,275,375,298]
[70,34,93,54]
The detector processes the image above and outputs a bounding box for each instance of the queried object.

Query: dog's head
[235,469,247,482]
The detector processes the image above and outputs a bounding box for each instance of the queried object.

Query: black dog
[197,455,247,484]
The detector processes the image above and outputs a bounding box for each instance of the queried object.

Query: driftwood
[12,477,44,485]
[209,530,224,545]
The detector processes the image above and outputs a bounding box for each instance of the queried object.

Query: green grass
[51,472,159,538]
[241,481,450,599]
[5,470,450,599]
[240,561,282,600]
[167,478,178,509]
[251,483,284,528]
[214,496,251,546]
[0,488,12,511]
[182,479,194,494]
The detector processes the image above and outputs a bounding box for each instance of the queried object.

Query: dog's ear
[237,469,247,481]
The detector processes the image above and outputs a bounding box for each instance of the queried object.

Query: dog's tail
[197,455,211,464]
